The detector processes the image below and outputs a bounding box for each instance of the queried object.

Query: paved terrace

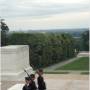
[1,74,89,90]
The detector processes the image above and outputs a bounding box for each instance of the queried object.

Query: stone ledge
[1,67,33,81]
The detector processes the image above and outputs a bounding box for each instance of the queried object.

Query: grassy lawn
[44,71,69,74]
[81,72,89,75]
[56,57,89,71]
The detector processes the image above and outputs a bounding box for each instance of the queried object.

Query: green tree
[0,18,9,46]
[7,32,76,69]
[81,30,89,51]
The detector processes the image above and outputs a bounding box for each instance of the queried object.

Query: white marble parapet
[1,45,33,81]
[77,51,89,57]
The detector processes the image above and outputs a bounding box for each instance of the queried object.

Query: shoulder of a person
[23,85,26,89]
[31,81,36,85]
[23,84,26,87]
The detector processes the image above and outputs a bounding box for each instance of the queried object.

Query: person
[36,69,46,90]
[22,77,32,90]
[30,74,37,90]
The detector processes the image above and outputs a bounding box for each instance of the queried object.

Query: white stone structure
[1,45,33,81]
[77,51,89,57]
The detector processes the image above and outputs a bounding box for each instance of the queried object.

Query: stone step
[8,79,89,90]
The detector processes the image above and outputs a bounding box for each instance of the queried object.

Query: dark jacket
[31,80,37,90]
[23,81,37,90]
[37,76,46,90]
[23,84,31,90]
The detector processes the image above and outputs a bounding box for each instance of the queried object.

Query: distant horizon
[9,27,89,32]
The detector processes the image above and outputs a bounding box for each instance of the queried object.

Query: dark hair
[38,69,43,73]
[30,74,35,78]
[25,77,31,81]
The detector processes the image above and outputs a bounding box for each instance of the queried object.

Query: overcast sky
[0,0,90,31]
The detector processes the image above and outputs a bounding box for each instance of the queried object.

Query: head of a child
[37,69,43,76]
[25,77,31,84]
[30,74,35,81]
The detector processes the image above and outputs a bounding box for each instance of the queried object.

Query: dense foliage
[0,19,88,68]
[80,31,89,51]
[0,19,9,46]
[7,32,76,69]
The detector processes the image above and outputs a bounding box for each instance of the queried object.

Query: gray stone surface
[3,74,88,90]
[8,79,89,90]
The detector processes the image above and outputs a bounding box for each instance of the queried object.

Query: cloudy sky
[0,0,90,30]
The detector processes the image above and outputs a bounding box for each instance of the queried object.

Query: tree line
[6,32,75,69]
[0,19,89,69]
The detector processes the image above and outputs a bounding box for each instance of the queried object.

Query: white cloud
[6,11,90,30]
[0,0,89,17]
[13,0,89,4]
[0,0,89,30]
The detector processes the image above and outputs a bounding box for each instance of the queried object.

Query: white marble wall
[77,51,89,57]
[1,45,33,81]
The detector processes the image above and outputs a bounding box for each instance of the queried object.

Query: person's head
[25,77,31,84]
[30,74,35,81]
[36,69,43,76]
